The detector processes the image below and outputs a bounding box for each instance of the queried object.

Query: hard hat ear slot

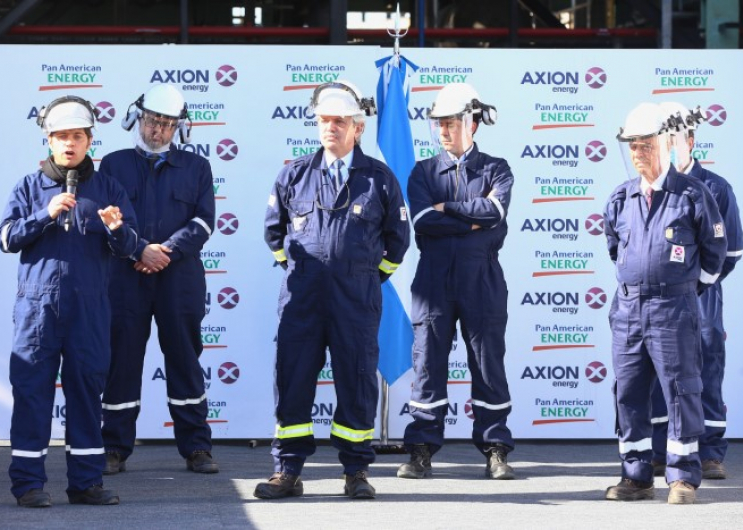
[178,117,193,144]
[360,96,377,116]
[121,102,140,131]
[36,106,47,128]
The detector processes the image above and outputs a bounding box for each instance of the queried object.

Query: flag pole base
[372,442,407,455]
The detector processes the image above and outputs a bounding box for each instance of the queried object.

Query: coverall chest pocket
[288,200,314,236]
[173,185,197,215]
[664,225,695,265]
[348,195,382,238]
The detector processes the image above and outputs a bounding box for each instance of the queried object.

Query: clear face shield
[427,112,474,160]
[668,128,693,173]
[617,132,672,184]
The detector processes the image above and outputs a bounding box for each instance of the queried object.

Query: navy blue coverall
[263,146,410,476]
[650,159,743,464]
[403,143,514,456]
[603,165,727,487]
[99,146,215,460]
[1,167,137,499]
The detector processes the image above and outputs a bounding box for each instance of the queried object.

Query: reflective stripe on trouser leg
[403,297,456,454]
[102,309,151,460]
[610,294,655,484]
[646,295,704,487]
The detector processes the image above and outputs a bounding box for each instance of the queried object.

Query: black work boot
[104,452,126,475]
[254,472,303,499]
[186,450,219,473]
[605,478,655,501]
[67,484,120,505]
[344,470,376,500]
[397,444,432,479]
[17,489,52,508]
[486,445,515,480]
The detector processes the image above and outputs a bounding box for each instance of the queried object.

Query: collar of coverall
[41,155,95,185]
[134,144,186,168]
[438,142,480,172]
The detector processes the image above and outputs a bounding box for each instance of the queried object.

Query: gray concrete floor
[0,440,741,529]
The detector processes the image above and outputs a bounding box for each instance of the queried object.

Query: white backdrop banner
[0,45,741,441]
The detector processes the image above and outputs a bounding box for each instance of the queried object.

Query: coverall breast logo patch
[670,245,685,263]
[714,222,724,238]
[353,204,362,215]
[293,216,306,230]
[400,207,407,221]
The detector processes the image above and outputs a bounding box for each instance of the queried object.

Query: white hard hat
[429,83,497,125]
[310,81,376,117]
[38,96,97,134]
[141,83,186,118]
[617,102,668,141]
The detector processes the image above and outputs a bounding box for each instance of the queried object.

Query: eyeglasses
[142,115,178,130]
[315,182,351,211]
[629,142,655,153]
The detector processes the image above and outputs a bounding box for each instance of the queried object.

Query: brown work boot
[397,444,432,479]
[605,478,655,501]
[668,480,696,504]
[253,472,303,499]
[17,488,52,508]
[701,459,727,480]
[651,460,666,477]
[186,451,219,474]
[485,445,515,480]
[344,470,376,500]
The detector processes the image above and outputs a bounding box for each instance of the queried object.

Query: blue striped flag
[376,53,418,385]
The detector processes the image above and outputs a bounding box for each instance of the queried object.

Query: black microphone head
[66,169,79,186]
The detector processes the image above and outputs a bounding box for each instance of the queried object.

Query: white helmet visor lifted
[309,82,377,118]
[617,103,672,183]
[37,96,99,134]
[661,102,708,173]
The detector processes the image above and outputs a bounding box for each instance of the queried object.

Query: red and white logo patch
[670,244,685,263]
[714,222,724,238]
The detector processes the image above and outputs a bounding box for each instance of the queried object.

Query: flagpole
[374,3,409,455]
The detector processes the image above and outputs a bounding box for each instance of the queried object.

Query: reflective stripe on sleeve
[487,192,505,220]
[275,423,313,439]
[191,216,212,236]
[412,207,435,227]
[650,415,669,424]
[330,422,373,443]
[667,439,699,456]
[705,419,726,428]
[273,248,287,262]
[471,399,512,411]
[1,223,11,252]
[11,448,48,458]
[727,249,743,257]
[409,398,449,410]
[102,400,141,411]
[378,258,399,274]
[167,394,207,406]
[618,438,652,454]
[699,269,720,284]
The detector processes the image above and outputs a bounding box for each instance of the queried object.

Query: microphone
[63,169,79,232]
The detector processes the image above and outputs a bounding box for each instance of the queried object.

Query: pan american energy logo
[150,64,237,93]
[201,324,227,349]
[201,250,227,274]
[532,103,595,130]
[285,137,321,162]
[651,66,714,95]
[317,361,333,386]
[520,67,607,94]
[273,63,345,127]
[533,324,595,351]
[38,63,102,91]
[187,102,227,127]
[531,250,595,277]
[448,360,470,385]
[412,65,471,92]
[532,398,595,425]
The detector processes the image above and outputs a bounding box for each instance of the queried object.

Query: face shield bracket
[310,82,377,117]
